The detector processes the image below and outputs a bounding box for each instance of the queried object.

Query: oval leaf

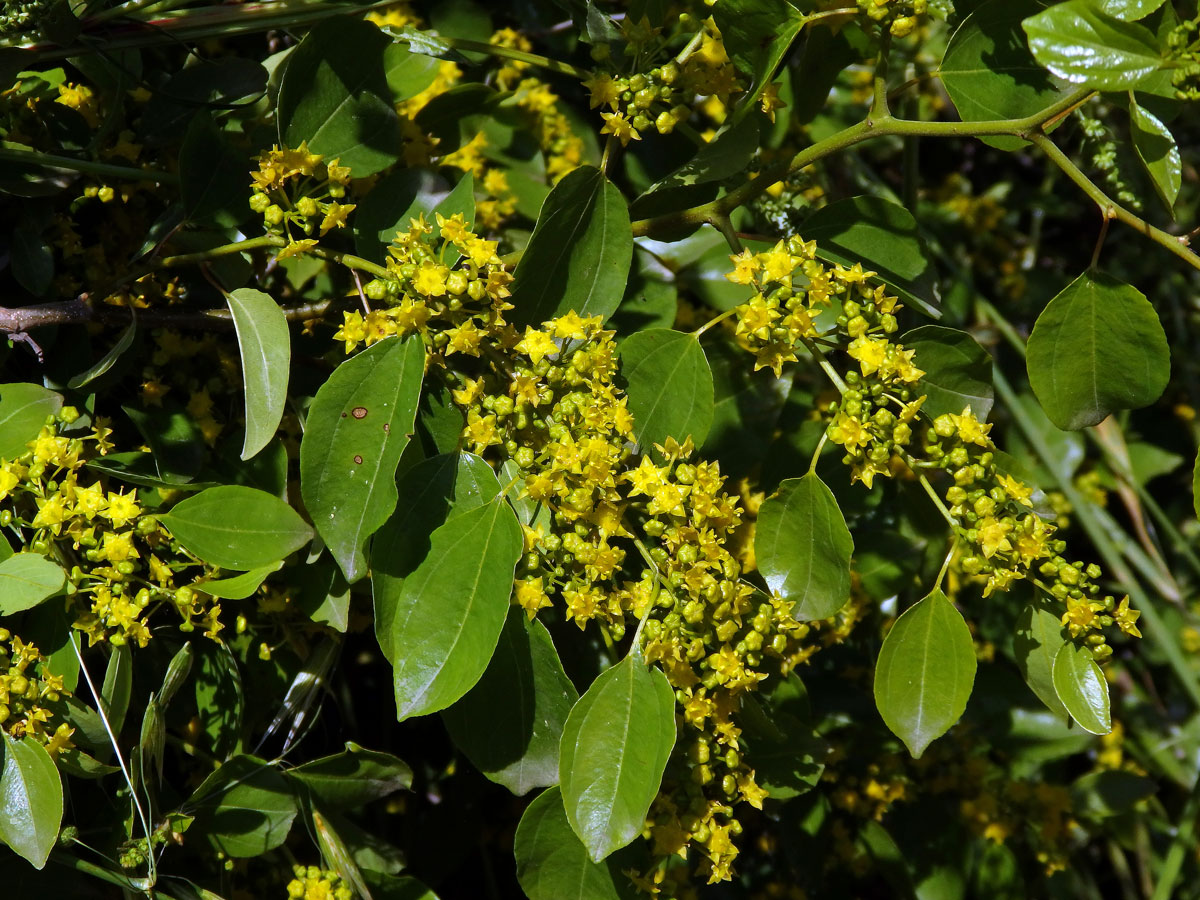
[442,608,579,796]
[227,288,290,461]
[559,655,676,862]
[0,733,63,869]
[510,166,632,327]
[300,335,425,583]
[1023,0,1163,90]
[289,743,412,811]
[904,325,994,421]
[619,329,714,455]
[1129,98,1180,213]
[1052,641,1111,734]
[159,485,313,570]
[390,495,523,721]
[276,17,401,176]
[194,562,284,600]
[0,383,62,461]
[0,553,66,615]
[755,473,853,622]
[514,786,635,900]
[874,588,977,758]
[1027,271,1169,430]
[188,755,298,857]
[1013,601,1071,721]
[67,320,137,390]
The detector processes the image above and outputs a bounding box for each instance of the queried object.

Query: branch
[1,298,337,334]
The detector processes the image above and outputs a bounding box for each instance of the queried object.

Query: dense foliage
[1,0,1199,897]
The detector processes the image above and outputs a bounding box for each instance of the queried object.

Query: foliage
[1,0,1200,897]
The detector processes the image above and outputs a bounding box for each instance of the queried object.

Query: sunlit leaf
[226,288,290,461]
[619,329,714,456]
[0,733,63,869]
[1052,641,1111,734]
[159,485,313,570]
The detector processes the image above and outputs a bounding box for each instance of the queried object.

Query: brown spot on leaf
[351,407,368,419]
[353,455,364,465]
[383,423,390,433]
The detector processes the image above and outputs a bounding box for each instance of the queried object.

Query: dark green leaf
[1071,769,1155,818]
[755,473,853,621]
[99,644,133,738]
[85,451,215,492]
[67,320,136,389]
[510,166,632,326]
[712,0,806,101]
[514,786,637,900]
[648,115,761,192]
[289,743,412,811]
[443,608,578,796]
[382,41,440,102]
[277,17,400,176]
[390,496,523,721]
[159,485,313,570]
[1052,641,1110,734]
[354,168,475,264]
[0,733,63,869]
[1026,272,1169,430]
[187,755,298,857]
[226,288,290,461]
[738,675,827,800]
[300,335,425,583]
[559,655,676,861]
[0,383,62,460]
[10,226,53,296]
[1129,98,1180,212]
[801,197,939,318]
[1023,0,1163,90]
[180,112,248,227]
[1013,601,1070,721]
[874,588,977,758]
[123,404,206,483]
[619,329,714,455]
[904,325,994,420]
[0,553,65,615]
[194,563,283,600]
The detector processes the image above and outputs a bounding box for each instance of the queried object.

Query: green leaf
[1095,0,1166,20]
[10,225,53,297]
[354,168,475,264]
[619,329,714,455]
[180,111,248,227]
[940,0,1070,152]
[514,786,637,900]
[874,588,977,758]
[226,288,290,461]
[442,608,579,796]
[648,114,761,192]
[67,320,137,390]
[390,496,523,721]
[904,325,994,420]
[0,383,62,460]
[382,41,440,102]
[510,166,632,327]
[188,755,298,857]
[99,644,133,738]
[159,485,313,570]
[712,0,805,100]
[800,197,939,319]
[738,674,827,800]
[0,553,65,615]
[559,655,676,861]
[0,733,63,869]
[1052,641,1111,734]
[194,562,283,600]
[123,404,206,483]
[1026,272,1169,430]
[1129,97,1180,212]
[754,473,853,622]
[300,335,425,583]
[1071,769,1156,818]
[277,17,400,176]
[288,742,412,811]
[1194,446,1200,520]
[1023,0,1163,90]
[1013,601,1071,721]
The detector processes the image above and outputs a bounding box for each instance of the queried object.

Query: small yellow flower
[515,327,558,365]
[600,111,640,145]
[104,490,141,528]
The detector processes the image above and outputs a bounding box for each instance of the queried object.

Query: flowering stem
[933,539,957,592]
[439,36,591,80]
[807,431,828,475]
[692,307,738,338]
[0,146,178,185]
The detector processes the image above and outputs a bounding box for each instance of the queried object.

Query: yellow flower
[1113,595,1141,638]
[335,311,368,353]
[759,241,796,283]
[583,73,620,110]
[976,516,1012,558]
[0,468,19,502]
[514,577,552,619]
[100,531,139,563]
[600,111,640,145]
[949,407,993,447]
[276,239,318,261]
[31,494,69,532]
[436,212,471,244]
[445,319,485,357]
[760,82,787,123]
[413,260,450,297]
[319,202,355,234]
[104,490,141,528]
[847,336,888,377]
[515,327,558,365]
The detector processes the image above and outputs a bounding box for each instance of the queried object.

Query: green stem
[0,146,177,185]
[440,36,590,80]
[49,852,155,894]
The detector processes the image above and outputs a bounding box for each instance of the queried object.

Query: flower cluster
[586,65,691,144]
[1166,13,1200,101]
[0,0,51,36]
[856,0,932,38]
[0,631,74,757]
[284,865,352,900]
[249,143,354,255]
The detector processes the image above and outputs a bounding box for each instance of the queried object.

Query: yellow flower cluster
[0,630,75,758]
[249,142,354,253]
[0,410,222,647]
[856,0,930,38]
[284,865,352,900]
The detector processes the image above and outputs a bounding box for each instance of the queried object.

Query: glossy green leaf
[188,755,298,857]
[390,496,523,721]
[801,196,939,318]
[904,325,994,420]
[874,588,977,758]
[443,608,578,796]
[559,655,676,861]
[194,562,283,600]
[0,553,65,615]
[289,743,412,811]
[712,0,805,101]
[300,335,425,583]
[382,40,440,101]
[373,453,503,661]
[619,329,714,455]
[1023,0,1163,90]
[510,166,632,326]
[1096,0,1166,19]
[159,485,313,570]
[1013,601,1070,721]
[226,288,290,461]
[941,0,1069,151]
[0,732,63,869]
[0,383,62,460]
[1027,272,1169,430]
[277,17,400,176]
[1052,641,1111,734]
[99,644,133,738]
[1129,98,1180,212]
[755,473,853,622]
[67,320,137,390]
[514,786,636,900]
